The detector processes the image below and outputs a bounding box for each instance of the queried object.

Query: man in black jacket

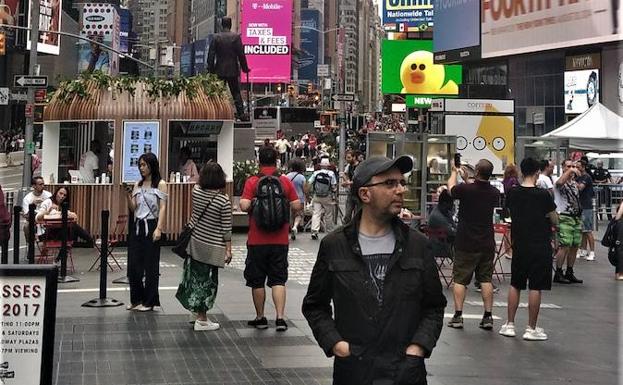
[207,17,250,120]
[302,156,447,385]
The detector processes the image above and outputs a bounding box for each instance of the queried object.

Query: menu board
[0,266,57,385]
[122,121,160,183]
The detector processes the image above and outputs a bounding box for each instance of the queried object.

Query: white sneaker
[523,327,548,341]
[585,252,595,261]
[576,249,587,258]
[188,312,198,324]
[194,319,220,331]
[499,322,516,337]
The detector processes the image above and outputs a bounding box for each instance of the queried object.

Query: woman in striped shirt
[176,162,232,331]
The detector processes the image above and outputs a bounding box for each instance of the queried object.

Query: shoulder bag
[172,194,216,259]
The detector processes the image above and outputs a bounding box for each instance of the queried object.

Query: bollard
[112,210,133,285]
[13,206,21,264]
[58,201,79,283]
[82,210,123,307]
[27,203,36,264]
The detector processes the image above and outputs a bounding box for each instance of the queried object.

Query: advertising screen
[193,38,210,74]
[241,0,293,83]
[122,121,160,183]
[564,70,599,115]
[382,0,434,32]
[299,9,320,82]
[382,40,462,96]
[181,43,194,76]
[78,3,119,75]
[482,0,623,58]
[433,0,480,63]
[445,114,515,175]
[2,0,20,46]
[27,0,63,55]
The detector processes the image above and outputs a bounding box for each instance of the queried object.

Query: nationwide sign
[241,0,293,82]
[382,0,434,32]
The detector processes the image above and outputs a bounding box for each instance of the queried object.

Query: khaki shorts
[452,249,494,286]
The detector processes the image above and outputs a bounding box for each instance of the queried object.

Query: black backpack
[313,171,332,197]
[253,172,290,232]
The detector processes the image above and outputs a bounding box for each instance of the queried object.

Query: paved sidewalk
[48,232,619,385]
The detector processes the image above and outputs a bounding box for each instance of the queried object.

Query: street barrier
[112,210,133,285]
[82,210,123,307]
[57,202,79,283]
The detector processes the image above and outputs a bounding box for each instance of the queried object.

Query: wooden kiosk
[41,74,235,240]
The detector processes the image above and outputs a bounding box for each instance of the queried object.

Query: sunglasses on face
[364,179,408,189]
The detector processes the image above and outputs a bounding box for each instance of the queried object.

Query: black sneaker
[275,318,288,332]
[553,268,571,284]
[247,317,268,329]
[565,268,583,284]
[479,315,494,330]
[447,315,463,329]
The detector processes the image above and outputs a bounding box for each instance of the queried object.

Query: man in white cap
[309,158,337,240]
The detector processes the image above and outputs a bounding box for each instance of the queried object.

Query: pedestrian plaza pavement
[48,231,619,385]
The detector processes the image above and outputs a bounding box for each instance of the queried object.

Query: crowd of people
[3,139,623,384]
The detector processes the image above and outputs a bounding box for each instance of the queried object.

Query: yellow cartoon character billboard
[382,40,462,96]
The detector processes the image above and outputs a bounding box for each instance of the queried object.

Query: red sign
[34,89,47,103]
[25,104,33,118]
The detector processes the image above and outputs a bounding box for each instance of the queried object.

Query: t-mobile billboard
[241,0,292,83]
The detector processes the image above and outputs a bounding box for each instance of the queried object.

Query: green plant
[233,160,259,195]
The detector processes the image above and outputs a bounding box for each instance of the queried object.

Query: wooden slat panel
[43,181,232,241]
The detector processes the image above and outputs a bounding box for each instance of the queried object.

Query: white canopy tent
[542,103,623,152]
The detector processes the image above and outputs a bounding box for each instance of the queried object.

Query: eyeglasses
[364,179,407,189]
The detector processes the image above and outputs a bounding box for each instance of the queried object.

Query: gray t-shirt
[358,230,396,306]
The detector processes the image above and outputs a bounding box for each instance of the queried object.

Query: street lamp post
[21,0,39,200]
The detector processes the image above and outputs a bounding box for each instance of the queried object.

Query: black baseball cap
[352,155,414,196]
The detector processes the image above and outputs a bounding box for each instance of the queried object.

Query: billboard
[78,3,119,75]
[2,0,20,46]
[481,0,623,58]
[27,0,62,55]
[299,9,320,82]
[445,114,515,175]
[181,43,194,76]
[382,0,434,32]
[433,0,480,63]
[241,0,293,83]
[564,70,599,115]
[193,38,210,74]
[601,47,623,116]
[119,8,132,54]
[382,40,462,96]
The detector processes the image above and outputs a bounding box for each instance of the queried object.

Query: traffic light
[0,32,5,56]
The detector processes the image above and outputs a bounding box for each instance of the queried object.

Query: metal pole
[338,26,346,185]
[1,24,155,69]
[22,0,40,196]
[12,206,21,264]
[153,6,159,78]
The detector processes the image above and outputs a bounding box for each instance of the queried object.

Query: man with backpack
[309,158,337,240]
[240,147,302,331]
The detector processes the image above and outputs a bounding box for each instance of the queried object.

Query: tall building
[190,0,227,41]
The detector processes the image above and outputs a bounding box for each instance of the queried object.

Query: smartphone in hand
[453,153,462,168]
[122,182,133,193]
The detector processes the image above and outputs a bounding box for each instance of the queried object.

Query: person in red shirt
[240,146,302,331]
[308,133,318,158]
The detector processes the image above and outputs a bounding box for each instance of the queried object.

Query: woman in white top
[124,153,168,312]
[36,186,93,248]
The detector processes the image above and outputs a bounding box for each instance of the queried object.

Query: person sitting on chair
[36,187,94,247]
[427,189,456,258]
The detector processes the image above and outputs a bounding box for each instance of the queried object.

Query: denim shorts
[581,209,594,233]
